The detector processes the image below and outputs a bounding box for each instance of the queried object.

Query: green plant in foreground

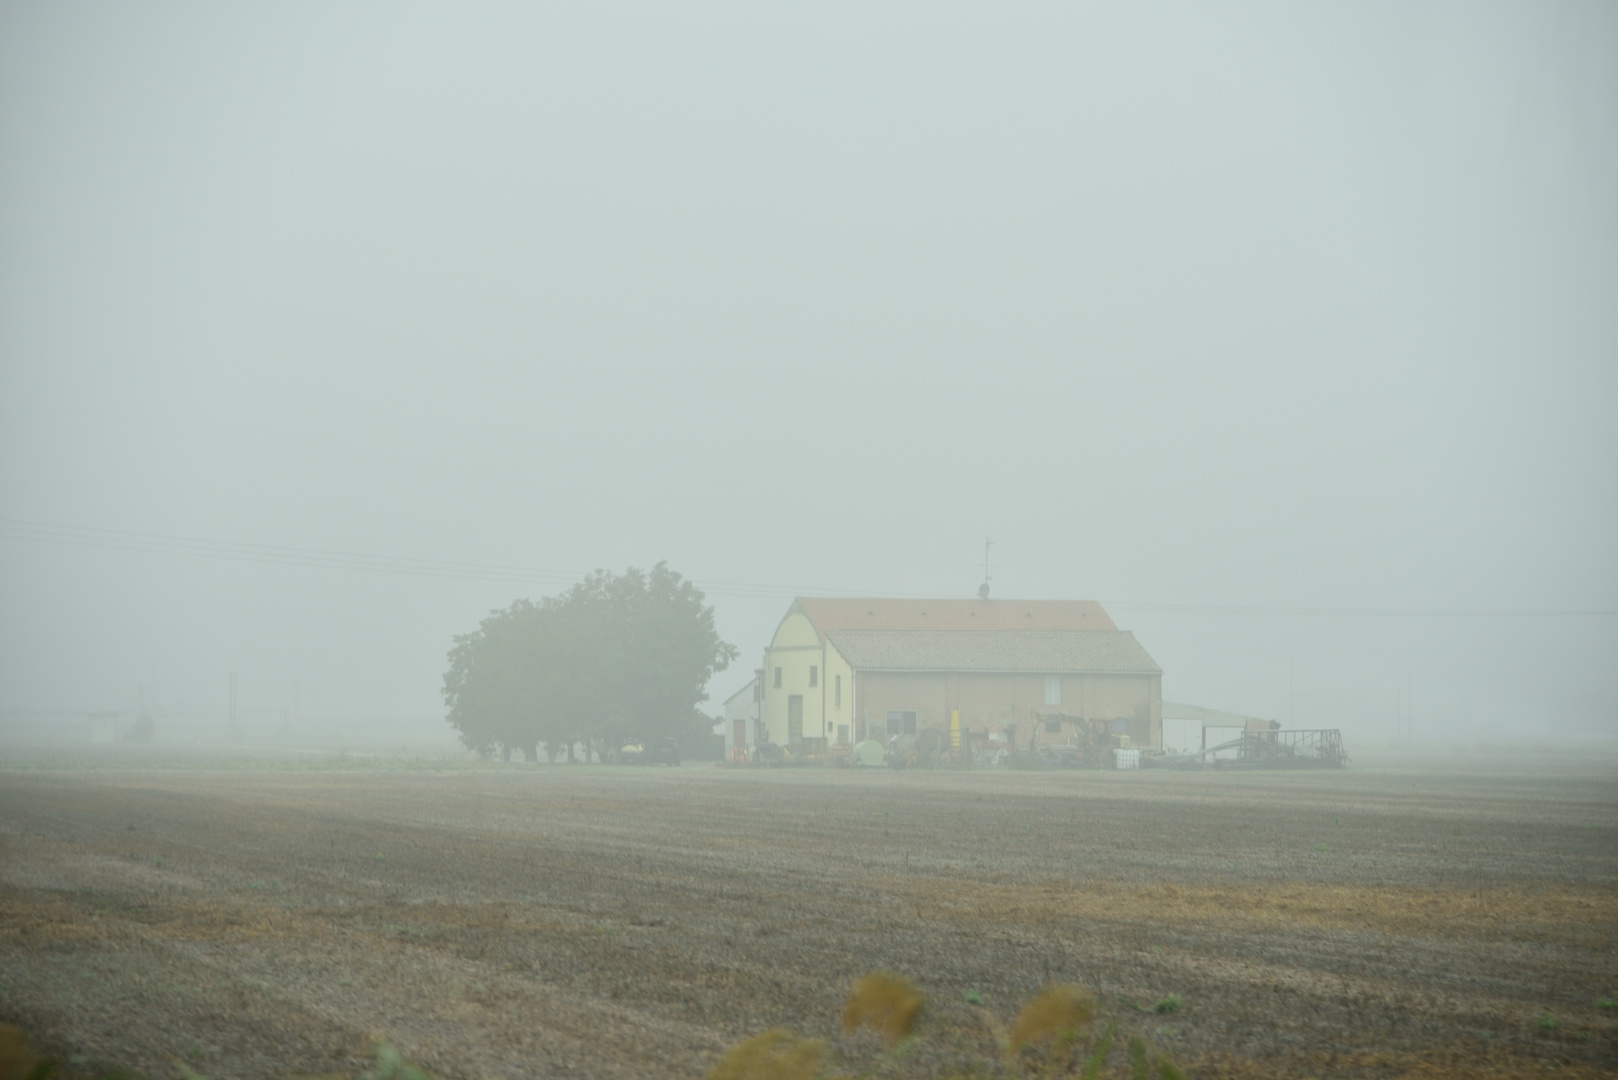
[1154,995,1181,1014]
[360,1042,435,1080]
[1535,1012,1557,1030]
[1078,1020,1115,1080]
[1598,991,1617,1011]
[173,1041,434,1080]
[0,1023,58,1080]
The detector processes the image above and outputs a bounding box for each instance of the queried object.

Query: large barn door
[787,695,804,745]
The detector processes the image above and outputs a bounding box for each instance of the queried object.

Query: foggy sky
[2,2,1614,745]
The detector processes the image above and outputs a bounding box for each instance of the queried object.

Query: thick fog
[1,3,1614,748]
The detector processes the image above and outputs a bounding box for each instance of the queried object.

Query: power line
[2,516,1613,616]
[1103,601,1618,618]
[0,516,882,598]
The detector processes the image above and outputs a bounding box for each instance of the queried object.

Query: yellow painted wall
[760,608,858,746]
[823,641,855,744]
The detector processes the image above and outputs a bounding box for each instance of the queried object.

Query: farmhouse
[759,598,1162,754]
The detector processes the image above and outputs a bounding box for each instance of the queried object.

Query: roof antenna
[978,535,992,599]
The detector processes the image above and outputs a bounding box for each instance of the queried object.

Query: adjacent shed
[1160,701,1277,760]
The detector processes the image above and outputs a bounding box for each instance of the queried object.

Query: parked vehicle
[620,737,681,766]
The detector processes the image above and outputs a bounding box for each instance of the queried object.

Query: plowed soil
[2,761,1615,1079]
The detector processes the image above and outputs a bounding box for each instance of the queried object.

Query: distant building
[759,598,1162,752]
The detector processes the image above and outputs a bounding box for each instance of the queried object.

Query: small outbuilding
[722,676,761,757]
[1160,701,1278,760]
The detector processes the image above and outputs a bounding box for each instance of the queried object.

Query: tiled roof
[824,629,1161,675]
[794,598,1116,636]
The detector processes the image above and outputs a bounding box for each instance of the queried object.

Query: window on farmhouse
[774,667,782,688]
[809,665,818,687]
[835,674,841,707]
[1044,675,1062,706]
[885,710,917,737]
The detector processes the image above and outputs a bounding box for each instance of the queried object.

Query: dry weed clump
[1007,984,1095,1056]
[840,973,926,1048]
[705,1029,824,1080]
[709,974,1180,1078]
[0,1025,54,1080]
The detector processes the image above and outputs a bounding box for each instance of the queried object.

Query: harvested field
[2,761,1616,1079]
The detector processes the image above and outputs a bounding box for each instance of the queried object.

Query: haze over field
[1,3,1614,746]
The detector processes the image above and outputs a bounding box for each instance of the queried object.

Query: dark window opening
[809,665,818,687]
[1045,720,1062,734]
[834,675,841,707]
[885,710,918,737]
[773,667,782,688]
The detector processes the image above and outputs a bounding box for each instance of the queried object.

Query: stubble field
[2,758,1615,1079]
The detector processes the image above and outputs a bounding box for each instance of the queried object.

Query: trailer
[1158,728,1349,769]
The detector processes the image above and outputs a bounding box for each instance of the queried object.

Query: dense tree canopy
[442,564,737,762]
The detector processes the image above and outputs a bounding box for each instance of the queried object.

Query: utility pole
[228,671,238,742]
[979,535,993,598]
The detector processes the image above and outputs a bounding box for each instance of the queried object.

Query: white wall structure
[1161,701,1276,760]
[722,676,760,755]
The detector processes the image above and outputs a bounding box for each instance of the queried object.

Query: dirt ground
[2,758,1616,1079]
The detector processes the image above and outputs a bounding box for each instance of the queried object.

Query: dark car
[621,737,681,766]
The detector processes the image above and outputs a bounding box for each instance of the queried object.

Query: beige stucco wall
[854,670,1161,748]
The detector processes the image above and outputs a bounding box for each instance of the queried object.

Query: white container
[1112,748,1141,770]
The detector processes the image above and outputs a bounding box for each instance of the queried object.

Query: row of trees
[442,563,738,762]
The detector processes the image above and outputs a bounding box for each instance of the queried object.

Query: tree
[442,563,737,761]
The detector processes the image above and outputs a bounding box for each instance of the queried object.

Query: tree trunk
[501,744,512,763]
[524,742,539,764]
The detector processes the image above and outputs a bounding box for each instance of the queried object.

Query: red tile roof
[792,597,1117,638]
